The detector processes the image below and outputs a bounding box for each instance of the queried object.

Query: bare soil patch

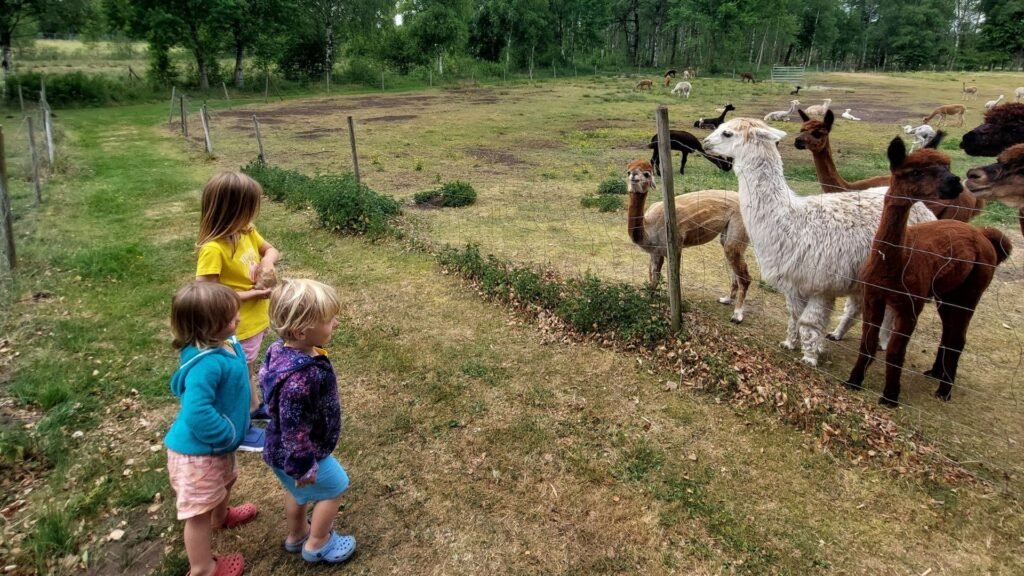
[466,147,523,166]
[362,114,418,123]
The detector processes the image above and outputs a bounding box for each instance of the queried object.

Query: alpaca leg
[879,301,926,407]
[719,233,751,324]
[678,152,688,176]
[782,292,805,351]
[649,254,665,287]
[845,292,886,391]
[797,296,833,366]
[827,297,860,341]
[926,294,981,401]
[651,147,662,177]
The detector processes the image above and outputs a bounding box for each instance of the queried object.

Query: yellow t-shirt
[196,227,270,340]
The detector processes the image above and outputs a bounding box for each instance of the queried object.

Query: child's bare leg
[305,496,342,550]
[210,486,231,529]
[248,362,260,413]
[284,495,309,544]
[183,511,217,576]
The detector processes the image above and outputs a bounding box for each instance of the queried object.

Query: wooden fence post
[0,125,15,271]
[26,117,42,206]
[221,81,230,100]
[40,76,46,107]
[201,105,213,156]
[264,72,269,102]
[654,105,683,332]
[347,116,360,184]
[17,85,24,114]
[180,95,188,137]
[253,115,265,164]
[43,108,54,166]
[168,86,176,125]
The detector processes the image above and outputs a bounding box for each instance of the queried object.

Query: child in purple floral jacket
[259,279,355,564]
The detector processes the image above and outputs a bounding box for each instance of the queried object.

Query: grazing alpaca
[903,124,936,152]
[790,85,801,96]
[795,110,982,220]
[635,79,654,91]
[840,109,861,121]
[625,160,752,323]
[647,130,733,177]
[1017,87,1024,103]
[845,135,1011,406]
[740,72,755,83]
[693,104,736,130]
[804,98,832,117]
[985,95,1005,110]
[685,67,696,79]
[671,81,692,98]
[923,104,966,127]
[966,144,1024,235]
[962,82,978,100]
[663,69,677,87]
[702,118,935,365]
[764,100,800,122]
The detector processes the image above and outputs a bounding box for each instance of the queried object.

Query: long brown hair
[170,282,240,349]
[197,171,263,252]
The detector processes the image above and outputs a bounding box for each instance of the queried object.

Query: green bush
[597,177,628,194]
[344,57,383,86]
[580,194,623,212]
[241,161,312,207]
[414,181,477,207]
[4,71,158,107]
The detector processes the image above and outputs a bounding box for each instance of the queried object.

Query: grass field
[1,71,1024,575]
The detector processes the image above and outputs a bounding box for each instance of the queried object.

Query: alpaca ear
[751,125,787,143]
[798,109,810,122]
[824,109,834,129]
[888,137,907,170]
[925,131,946,149]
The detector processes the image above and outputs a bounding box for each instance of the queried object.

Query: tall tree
[217,0,294,87]
[0,0,42,78]
[129,0,227,89]
[405,0,472,74]
[979,0,1024,68]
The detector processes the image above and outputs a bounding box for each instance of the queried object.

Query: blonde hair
[269,279,341,341]
[197,171,263,252]
[170,282,239,349]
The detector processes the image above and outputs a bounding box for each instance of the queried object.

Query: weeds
[580,193,623,212]
[413,181,478,207]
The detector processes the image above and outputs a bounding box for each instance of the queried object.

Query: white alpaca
[682,70,691,80]
[804,98,832,117]
[702,118,936,366]
[764,100,800,122]
[1016,87,1024,103]
[902,124,936,152]
[840,109,861,121]
[671,81,692,98]
[985,95,1005,110]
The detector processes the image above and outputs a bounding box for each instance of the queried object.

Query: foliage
[414,181,478,207]
[342,56,382,86]
[4,71,157,107]
[597,177,627,194]
[580,194,623,212]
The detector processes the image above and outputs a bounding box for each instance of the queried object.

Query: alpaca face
[965,143,1024,208]
[888,136,962,201]
[961,103,1024,156]
[794,110,834,152]
[703,118,786,162]
[626,160,656,194]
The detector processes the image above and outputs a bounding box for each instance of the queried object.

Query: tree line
[1,0,1022,89]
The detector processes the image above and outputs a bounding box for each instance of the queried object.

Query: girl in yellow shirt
[196,171,280,452]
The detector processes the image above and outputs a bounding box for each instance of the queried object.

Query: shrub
[581,194,623,212]
[343,57,383,87]
[414,181,477,207]
[4,71,158,107]
[597,177,627,194]
[241,160,312,207]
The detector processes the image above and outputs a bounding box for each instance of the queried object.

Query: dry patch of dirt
[466,147,523,167]
[362,114,418,123]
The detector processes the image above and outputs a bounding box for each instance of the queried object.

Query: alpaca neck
[716,109,728,123]
[734,147,797,220]
[810,139,852,193]
[627,191,649,246]
[870,193,914,278]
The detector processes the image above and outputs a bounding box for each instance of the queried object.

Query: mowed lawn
[0,72,1022,575]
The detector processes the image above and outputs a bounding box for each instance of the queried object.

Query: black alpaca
[693,104,736,130]
[790,85,801,96]
[647,130,734,176]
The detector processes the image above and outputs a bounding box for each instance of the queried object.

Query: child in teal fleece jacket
[164,282,259,576]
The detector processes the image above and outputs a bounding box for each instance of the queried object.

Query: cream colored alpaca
[764,100,800,122]
[962,82,978,100]
[626,160,752,323]
[804,98,831,117]
[702,118,935,365]
[985,95,1005,110]
[1016,87,1024,103]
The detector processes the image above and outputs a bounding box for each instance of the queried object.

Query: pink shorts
[167,450,238,520]
[239,330,266,364]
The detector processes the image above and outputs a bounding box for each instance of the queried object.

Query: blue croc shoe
[301,532,356,564]
[237,425,265,453]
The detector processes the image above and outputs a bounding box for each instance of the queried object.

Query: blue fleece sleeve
[278,374,316,479]
[180,361,238,451]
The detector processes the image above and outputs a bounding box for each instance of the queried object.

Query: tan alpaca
[625,160,752,323]
[961,82,978,100]
[1015,86,1024,103]
[635,79,653,91]
[804,98,832,117]
[923,104,966,127]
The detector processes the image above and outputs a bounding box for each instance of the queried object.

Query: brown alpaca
[625,160,752,323]
[663,69,677,87]
[794,109,983,221]
[845,135,1012,406]
[966,144,1024,235]
[962,81,978,100]
[635,79,654,91]
[961,103,1024,235]
[923,104,966,127]
[740,72,755,83]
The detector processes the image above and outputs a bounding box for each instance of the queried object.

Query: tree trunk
[630,1,640,67]
[234,40,245,88]
[325,24,334,87]
[669,27,678,65]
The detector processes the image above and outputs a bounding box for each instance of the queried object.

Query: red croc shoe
[185,553,245,576]
[220,503,258,529]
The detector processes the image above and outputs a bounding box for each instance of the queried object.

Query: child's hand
[239,288,272,301]
[296,471,317,487]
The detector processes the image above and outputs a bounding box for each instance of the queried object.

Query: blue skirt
[271,455,349,505]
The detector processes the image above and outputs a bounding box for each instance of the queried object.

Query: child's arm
[196,274,270,301]
[258,241,280,269]
[277,375,318,480]
[180,364,239,450]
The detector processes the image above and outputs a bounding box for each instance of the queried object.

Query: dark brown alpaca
[740,72,755,83]
[961,103,1024,233]
[845,134,1012,406]
[794,109,983,221]
[966,144,1024,234]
